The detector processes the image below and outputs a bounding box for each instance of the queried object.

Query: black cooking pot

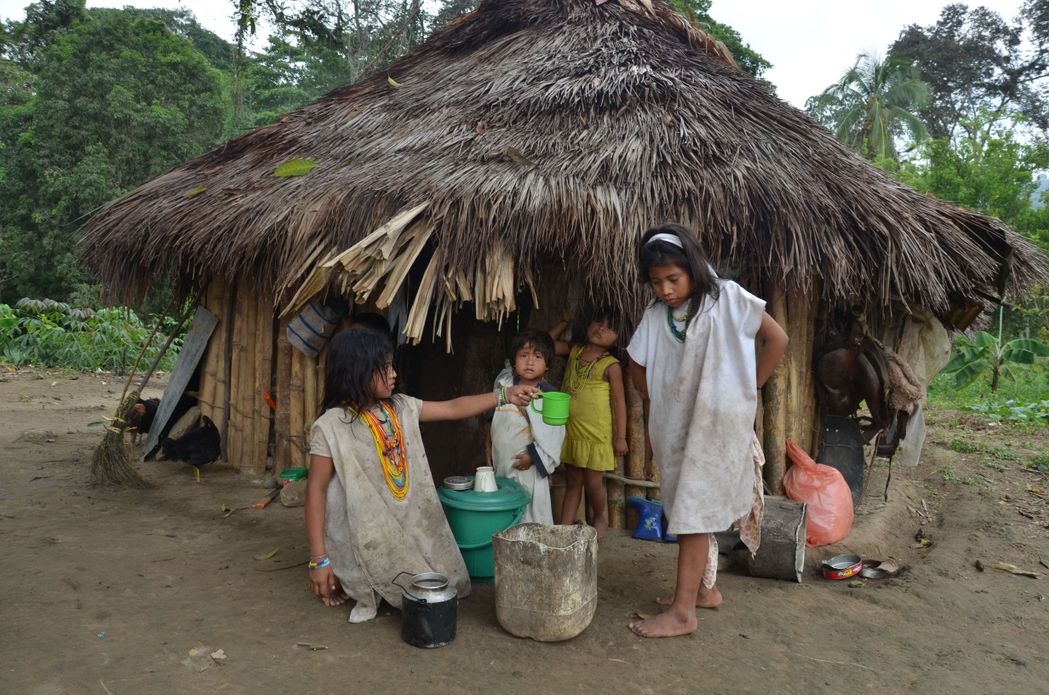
[392,571,458,649]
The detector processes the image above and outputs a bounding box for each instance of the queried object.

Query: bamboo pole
[303,348,318,449]
[274,317,293,475]
[625,372,646,532]
[253,295,275,476]
[606,457,625,531]
[219,281,237,461]
[198,282,219,422]
[317,341,328,416]
[785,286,817,454]
[229,284,255,471]
[762,283,788,494]
[226,297,242,469]
[289,348,307,469]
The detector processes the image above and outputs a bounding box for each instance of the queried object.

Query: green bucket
[437,477,530,582]
[279,466,308,482]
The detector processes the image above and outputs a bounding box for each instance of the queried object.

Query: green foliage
[0,7,229,303]
[894,113,1049,239]
[889,2,1049,141]
[667,0,772,78]
[941,329,1049,392]
[806,52,929,162]
[965,399,1049,425]
[0,299,181,373]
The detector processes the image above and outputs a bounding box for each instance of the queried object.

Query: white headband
[646,232,683,248]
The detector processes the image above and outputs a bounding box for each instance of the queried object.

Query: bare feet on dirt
[629,609,698,638]
[656,585,722,609]
[321,587,349,607]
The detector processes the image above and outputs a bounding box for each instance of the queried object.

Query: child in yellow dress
[549,309,628,540]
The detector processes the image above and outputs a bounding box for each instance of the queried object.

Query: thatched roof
[81,0,1046,320]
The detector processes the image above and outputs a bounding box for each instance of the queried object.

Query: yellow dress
[560,345,618,472]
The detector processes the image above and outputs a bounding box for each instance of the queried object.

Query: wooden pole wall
[762,283,788,494]
[625,372,646,531]
[274,317,293,475]
[252,296,275,476]
[229,285,257,471]
[785,286,819,453]
[198,280,223,424]
[289,348,307,469]
[760,283,821,493]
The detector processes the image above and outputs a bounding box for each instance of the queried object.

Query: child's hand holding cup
[506,384,539,406]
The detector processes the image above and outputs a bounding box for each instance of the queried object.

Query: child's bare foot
[629,609,697,638]
[656,586,722,609]
[593,517,608,543]
[321,586,349,607]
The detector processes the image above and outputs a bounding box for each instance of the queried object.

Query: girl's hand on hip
[614,437,629,457]
[507,384,538,406]
[512,452,532,470]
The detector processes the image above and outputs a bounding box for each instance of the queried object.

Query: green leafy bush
[0,300,181,374]
[964,399,1049,425]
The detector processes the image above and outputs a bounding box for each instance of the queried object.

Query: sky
[0,0,1031,107]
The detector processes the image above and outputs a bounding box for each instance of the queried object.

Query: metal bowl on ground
[821,553,862,580]
[443,476,474,491]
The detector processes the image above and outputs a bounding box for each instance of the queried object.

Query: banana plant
[942,330,1049,392]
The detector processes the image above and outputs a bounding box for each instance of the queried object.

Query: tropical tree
[0,8,229,302]
[889,1,1049,142]
[806,52,930,162]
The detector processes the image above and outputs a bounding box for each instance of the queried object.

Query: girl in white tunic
[626,224,788,639]
[305,329,539,622]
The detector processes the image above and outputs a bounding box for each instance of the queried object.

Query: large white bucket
[492,523,597,641]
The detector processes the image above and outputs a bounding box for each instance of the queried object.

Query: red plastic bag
[783,440,854,547]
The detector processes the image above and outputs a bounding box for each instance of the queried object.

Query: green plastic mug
[530,391,570,426]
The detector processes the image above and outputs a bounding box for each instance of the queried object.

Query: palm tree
[806,52,930,162]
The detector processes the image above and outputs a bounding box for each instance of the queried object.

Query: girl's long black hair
[638,223,720,317]
[322,328,395,413]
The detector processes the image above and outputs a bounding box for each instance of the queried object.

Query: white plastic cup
[475,466,498,493]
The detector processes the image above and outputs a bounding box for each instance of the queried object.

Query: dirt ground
[2,367,1048,694]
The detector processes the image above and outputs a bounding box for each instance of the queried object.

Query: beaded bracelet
[308,557,332,570]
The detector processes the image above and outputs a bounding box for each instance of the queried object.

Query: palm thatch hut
[82,0,1044,523]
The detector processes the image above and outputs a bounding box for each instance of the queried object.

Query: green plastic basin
[437,476,531,581]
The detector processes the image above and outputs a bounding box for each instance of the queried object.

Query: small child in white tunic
[626,224,788,639]
[485,331,565,524]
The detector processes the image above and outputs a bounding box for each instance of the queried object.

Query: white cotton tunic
[310,396,470,622]
[627,280,765,535]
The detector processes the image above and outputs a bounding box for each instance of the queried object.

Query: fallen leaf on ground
[992,562,1040,579]
[630,611,654,621]
[1027,485,1045,495]
[254,548,279,561]
[848,580,864,588]
[913,538,933,548]
[387,75,402,88]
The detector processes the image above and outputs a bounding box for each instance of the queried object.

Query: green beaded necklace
[666,301,692,342]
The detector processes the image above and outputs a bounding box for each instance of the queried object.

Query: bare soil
[2,367,1048,694]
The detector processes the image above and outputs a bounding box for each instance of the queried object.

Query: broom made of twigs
[90,300,196,488]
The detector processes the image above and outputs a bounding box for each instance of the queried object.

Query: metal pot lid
[443,476,473,490]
